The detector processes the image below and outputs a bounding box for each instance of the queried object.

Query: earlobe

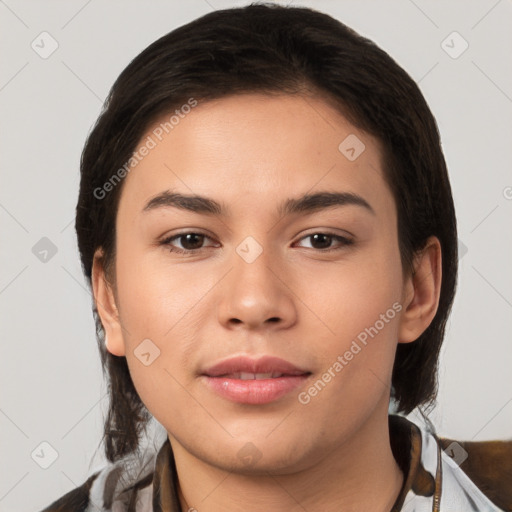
[91,248,126,356]
[398,236,442,344]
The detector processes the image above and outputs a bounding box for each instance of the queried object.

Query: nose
[216,240,297,332]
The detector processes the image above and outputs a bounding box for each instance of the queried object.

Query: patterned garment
[40,414,512,512]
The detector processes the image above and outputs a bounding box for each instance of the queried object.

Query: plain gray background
[1,1,511,511]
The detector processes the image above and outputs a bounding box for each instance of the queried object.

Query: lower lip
[202,375,310,404]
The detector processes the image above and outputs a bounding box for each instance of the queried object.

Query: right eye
[159,232,219,254]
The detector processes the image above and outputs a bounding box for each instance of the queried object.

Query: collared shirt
[40,414,511,511]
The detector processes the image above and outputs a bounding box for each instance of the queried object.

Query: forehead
[117,93,394,222]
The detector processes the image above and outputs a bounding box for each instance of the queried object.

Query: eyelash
[159,231,354,255]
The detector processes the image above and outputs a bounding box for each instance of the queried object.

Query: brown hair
[75,2,458,463]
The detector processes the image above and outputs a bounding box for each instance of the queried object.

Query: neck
[170,406,404,512]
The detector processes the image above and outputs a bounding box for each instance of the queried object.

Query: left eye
[295,232,354,251]
[159,232,353,254]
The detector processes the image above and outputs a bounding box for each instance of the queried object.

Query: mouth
[201,355,312,405]
[202,354,310,377]
[215,371,302,380]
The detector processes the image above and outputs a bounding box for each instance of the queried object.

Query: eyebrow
[142,190,375,217]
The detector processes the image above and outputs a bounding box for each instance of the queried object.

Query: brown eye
[160,232,215,254]
[309,233,333,250]
[175,233,206,250]
[296,232,354,252]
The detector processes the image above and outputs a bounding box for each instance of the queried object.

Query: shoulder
[438,436,512,512]
[39,472,100,512]
[389,413,512,511]
[38,446,159,512]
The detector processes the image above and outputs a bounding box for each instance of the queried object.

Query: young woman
[40,3,511,511]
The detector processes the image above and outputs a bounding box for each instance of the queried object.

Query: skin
[92,93,442,512]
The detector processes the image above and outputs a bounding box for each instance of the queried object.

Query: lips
[224,372,287,380]
[201,355,311,405]
[202,355,310,378]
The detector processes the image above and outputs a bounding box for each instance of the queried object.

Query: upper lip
[202,355,310,377]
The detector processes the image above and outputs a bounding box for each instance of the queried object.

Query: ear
[398,236,443,344]
[91,248,126,356]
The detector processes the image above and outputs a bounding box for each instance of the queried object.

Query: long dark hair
[75,2,458,463]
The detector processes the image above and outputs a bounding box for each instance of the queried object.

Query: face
[95,93,420,475]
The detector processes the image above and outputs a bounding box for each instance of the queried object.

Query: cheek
[112,245,221,423]
[298,239,403,399]
[305,242,403,344]
[117,275,195,426]
[114,241,210,336]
